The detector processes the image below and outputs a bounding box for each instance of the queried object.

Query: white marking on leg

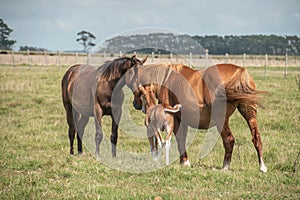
[222,160,230,171]
[260,157,267,173]
[183,160,191,167]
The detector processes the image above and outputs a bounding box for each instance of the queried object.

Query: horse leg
[77,116,89,154]
[213,101,236,170]
[174,118,190,166]
[110,107,122,157]
[238,104,267,173]
[218,119,235,170]
[165,123,173,165]
[94,103,103,156]
[110,118,118,158]
[67,112,76,155]
[147,127,158,160]
[64,102,77,155]
[165,135,172,165]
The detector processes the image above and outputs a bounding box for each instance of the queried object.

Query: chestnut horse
[61,55,147,156]
[128,63,268,172]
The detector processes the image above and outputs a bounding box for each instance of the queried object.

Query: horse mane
[96,57,131,81]
[168,64,185,72]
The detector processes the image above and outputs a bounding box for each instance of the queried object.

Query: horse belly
[71,89,95,117]
[181,106,212,129]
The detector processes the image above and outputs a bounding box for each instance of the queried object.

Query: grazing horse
[61,55,147,156]
[128,63,268,172]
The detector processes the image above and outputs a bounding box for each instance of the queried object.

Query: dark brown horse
[128,63,268,172]
[61,55,147,156]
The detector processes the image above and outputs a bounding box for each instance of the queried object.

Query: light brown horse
[128,63,268,172]
[61,55,147,156]
[139,84,182,164]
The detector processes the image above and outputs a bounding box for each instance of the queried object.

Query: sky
[1,0,300,51]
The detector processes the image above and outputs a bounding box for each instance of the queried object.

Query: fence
[0,50,299,77]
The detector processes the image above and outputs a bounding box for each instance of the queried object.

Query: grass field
[0,65,299,199]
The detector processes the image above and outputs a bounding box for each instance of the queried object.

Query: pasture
[0,65,299,199]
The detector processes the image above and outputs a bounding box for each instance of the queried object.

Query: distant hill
[96,33,300,55]
[97,33,205,55]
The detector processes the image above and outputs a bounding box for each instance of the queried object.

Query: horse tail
[61,66,75,106]
[163,104,182,113]
[218,68,267,108]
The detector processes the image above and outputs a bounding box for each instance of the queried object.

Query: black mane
[96,57,131,81]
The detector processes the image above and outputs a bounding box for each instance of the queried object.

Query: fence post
[205,49,209,68]
[58,51,61,67]
[75,51,78,63]
[87,52,90,65]
[11,50,15,68]
[284,52,288,79]
[264,54,268,79]
[27,49,31,68]
[225,53,229,63]
[243,53,246,67]
[151,52,154,63]
[44,50,47,66]
[119,51,122,57]
[189,52,192,67]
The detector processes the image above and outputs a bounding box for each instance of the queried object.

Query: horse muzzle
[133,100,142,110]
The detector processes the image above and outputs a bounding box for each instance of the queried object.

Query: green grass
[0,65,299,199]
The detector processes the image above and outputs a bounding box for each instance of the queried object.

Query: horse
[127,63,268,172]
[61,55,147,156]
[139,84,182,164]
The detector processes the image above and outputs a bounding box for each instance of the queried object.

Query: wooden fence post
[58,51,61,67]
[205,49,209,68]
[189,52,192,67]
[87,52,90,65]
[264,54,268,79]
[225,53,229,63]
[11,50,15,68]
[285,52,288,79]
[27,49,31,68]
[151,52,154,63]
[44,50,47,66]
[75,51,78,64]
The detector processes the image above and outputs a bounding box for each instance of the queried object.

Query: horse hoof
[260,165,268,173]
[221,167,229,172]
[181,160,191,167]
[78,151,83,155]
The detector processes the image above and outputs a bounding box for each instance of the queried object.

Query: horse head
[124,55,148,110]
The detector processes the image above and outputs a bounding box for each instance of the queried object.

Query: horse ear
[141,55,148,64]
[131,55,137,59]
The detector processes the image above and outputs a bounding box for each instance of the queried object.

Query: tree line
[0,18,299,55]
[192,35,299,55]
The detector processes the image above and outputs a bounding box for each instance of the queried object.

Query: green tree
[0,19,16,50]
[19,46,47,51]
[76,30,96,52]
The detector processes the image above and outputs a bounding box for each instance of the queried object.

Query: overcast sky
[1,0,300,51]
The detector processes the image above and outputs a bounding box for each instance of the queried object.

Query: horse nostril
[133,101,142,110]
